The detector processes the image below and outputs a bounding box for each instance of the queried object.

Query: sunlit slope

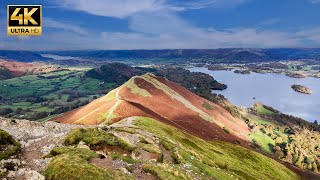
[54,73,250,143]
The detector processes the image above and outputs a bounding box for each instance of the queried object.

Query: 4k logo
[7,5,42,36]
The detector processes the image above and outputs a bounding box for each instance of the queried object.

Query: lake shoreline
[188,67,320,122]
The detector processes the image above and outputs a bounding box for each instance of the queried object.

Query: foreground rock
[291,84,312,94]
[0,117,83,179]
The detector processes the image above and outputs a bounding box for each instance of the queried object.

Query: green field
[0,70,115,120]
[249,130,275,153]
[254,104,275,115]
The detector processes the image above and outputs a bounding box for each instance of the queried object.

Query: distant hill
[0,60,61,80]
[85,63,227,96]
[3,49,320,63]
[54,73,249,143]
[0,60,37,78]
[43,48,320,62]
[0,50,50,62]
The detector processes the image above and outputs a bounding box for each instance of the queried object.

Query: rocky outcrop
[0,117,83,179]
[291,84,312,94]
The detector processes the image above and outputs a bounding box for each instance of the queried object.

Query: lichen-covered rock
[0,117,83,179]
[25,170,45,180]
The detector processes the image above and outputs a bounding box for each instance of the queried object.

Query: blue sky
[1,0,320,50]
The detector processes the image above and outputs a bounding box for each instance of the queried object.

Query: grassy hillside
[242,105,320,174]
[45,116,299,180]
[134,117,299,180]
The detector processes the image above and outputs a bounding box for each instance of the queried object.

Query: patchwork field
[0,69,115,120]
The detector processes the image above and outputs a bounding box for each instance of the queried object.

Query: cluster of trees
[0,107,48,120]
[0,108,13,116]
[282,131,320,172]
[156,67,227,98]
[51,100,90,114]
[85,63,145,85]
[311,66,320,70]
[86,63,228,101]
[261,62,289,69]
[251,104,320,131]
[247,106,320,173]
[0,67,14,80]
[234,69,251,74]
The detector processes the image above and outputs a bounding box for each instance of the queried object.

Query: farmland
[0,69,115,120]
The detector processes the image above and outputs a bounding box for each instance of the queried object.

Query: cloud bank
[2,0,320,50]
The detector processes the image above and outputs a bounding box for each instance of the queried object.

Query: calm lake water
[189,67,320,122]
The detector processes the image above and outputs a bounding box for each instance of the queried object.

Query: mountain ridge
[41,48,320,62]
[54,73,250,144]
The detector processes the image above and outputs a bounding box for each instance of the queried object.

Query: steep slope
[54,73,249,143]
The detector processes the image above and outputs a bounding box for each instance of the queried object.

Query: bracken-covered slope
[54,73,250,143]
[0,60,59,79]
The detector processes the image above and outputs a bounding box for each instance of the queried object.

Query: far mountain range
[1,48,320,63]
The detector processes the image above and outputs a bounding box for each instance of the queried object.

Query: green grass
[202,101,213,110]
[255,104,275,115]
[246,113,274,125]
[0,69,116,120]
[109,152,142,164]
[44,147,132,180]
[138,143,161,154]
[64,128,135,151]
[249,131,275,153]
[0,129,21,160]
[142,164,191,180]
[44,147,98,159]
[0,69,113,99]
[133,116,299,180]
[126,77,152,97]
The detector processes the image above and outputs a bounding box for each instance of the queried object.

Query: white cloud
[309,0,320,4]
[58,0,166,18]
[57,0,250,18]
[295,27,320,42]
[258,18,281,26]
[171,0,250,10]
[44,18,88,35]
[2,0,320,50]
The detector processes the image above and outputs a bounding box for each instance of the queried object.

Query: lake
[189,67,320,122]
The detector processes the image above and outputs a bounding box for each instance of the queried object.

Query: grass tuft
[64,128,135,151]
[0,129,21,160]
[142,163,190,180]
[44,147,132,180]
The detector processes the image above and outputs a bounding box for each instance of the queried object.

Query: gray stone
[25,170,45,180]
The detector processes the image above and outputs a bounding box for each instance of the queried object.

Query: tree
[0,108,13,115]
[275,137,283,144]
[314,120,318,125]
